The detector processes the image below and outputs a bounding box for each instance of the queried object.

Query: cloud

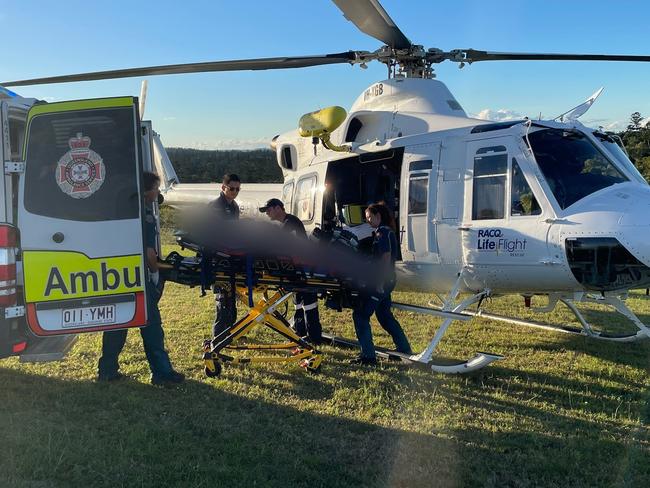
[162,116,176,121]
[581,119,628,132]
[472,108,525,122]
[187,137,271,150]
[601,120,628,132]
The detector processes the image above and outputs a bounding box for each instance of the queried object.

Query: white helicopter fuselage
[272,78,650,297]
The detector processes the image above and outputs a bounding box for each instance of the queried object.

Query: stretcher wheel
[204,361,222,378]
[306,364,321,374]
[300,357,322,374]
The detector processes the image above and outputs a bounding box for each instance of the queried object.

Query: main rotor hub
[361,45,437,79]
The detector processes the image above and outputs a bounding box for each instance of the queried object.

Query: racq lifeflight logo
[56,132,105,199]
[477,228,527,256]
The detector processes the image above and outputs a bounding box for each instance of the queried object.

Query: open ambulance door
[18,97,148,337]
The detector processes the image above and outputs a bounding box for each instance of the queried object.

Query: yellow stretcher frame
[202,286,323,377]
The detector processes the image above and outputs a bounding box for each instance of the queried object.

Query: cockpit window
[511,159,541,216]
[593,131,647,184]
[527,128,628,209]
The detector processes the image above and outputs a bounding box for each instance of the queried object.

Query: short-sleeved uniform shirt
[282,213,307,239]
[372,225,398,261]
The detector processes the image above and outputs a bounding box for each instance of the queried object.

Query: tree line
[167,148,283,183]
[620,112,650,180]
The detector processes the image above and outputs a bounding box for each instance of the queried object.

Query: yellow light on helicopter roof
[299,106,347,138]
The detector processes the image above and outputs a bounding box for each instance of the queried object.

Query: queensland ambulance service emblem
[56,132,105,199]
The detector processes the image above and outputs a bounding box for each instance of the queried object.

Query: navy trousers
[293,292,322,344]
[352,286,412,360]
[98,281,173,380]
[213,284,237,336]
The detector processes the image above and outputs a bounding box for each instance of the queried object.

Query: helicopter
[4,0,650,374]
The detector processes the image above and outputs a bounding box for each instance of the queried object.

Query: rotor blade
[139,80,148,119]
[459,49,650,63]
[332,0,411,50]
[1,52,357,87]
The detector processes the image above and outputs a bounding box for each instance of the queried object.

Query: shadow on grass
[524,328,650,377]
[2,354,648,487]
[0,367,460,488]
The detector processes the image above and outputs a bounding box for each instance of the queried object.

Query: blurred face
[144,181,160,204]
[366,209,381,228]
[265,205,283,222]
[222,181,241,201]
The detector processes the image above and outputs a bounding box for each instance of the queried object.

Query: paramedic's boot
[348,355,377,366]
[97,372,125,382]
[152,370,185,386]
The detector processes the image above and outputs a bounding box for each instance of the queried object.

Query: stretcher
[160,234,360,376]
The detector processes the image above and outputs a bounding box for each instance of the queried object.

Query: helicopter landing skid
[443,293,650,343]
[409,290,505,374]
[321,333,504,373]
[561,295,650,342]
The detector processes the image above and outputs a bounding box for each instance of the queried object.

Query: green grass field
[1,240,649,487]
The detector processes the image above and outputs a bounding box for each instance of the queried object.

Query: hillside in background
[167,148,283,183]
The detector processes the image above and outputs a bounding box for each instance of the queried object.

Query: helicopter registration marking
[364,83,384,101]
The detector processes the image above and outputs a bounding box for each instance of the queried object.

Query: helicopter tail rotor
[139,80,148,119]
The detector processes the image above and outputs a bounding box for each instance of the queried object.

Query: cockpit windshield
[527,128,628,209]
[593,131,647,184]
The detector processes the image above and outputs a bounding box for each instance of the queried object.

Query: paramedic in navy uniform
[208,173,241,336]
[259,198,323,345]
[351,202,412,365]
[98,171,184,384]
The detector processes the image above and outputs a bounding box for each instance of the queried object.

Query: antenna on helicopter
[555,87,604,122]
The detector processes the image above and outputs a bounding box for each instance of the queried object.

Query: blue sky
[2,0,650,149]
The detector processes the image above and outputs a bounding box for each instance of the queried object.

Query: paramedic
[98,171,184,385]
[350,203,412,365]
[259,198,323,345]
[208,173,241,336]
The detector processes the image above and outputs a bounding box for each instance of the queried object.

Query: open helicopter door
[18,98,148,336]
[463,136,558,291]
[400,143,441,263]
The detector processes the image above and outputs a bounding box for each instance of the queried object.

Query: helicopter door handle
[52,232,65,243]
[458,226,471,231]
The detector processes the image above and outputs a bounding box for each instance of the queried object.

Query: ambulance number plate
[62,304,116,327]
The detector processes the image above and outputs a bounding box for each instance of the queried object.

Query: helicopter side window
[528,128,628,209]
[511,159,541,216]
[408,172,428,214]
[282,180,294,210]
[293,174,317,222]
[472,147,507,220]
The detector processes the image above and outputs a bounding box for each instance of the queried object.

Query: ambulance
[0,89,159,362]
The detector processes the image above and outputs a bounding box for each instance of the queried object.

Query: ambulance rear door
[18,97,148,336]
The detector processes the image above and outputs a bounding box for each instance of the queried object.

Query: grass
[1,229,649,486]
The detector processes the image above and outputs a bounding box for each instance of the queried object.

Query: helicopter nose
[618,196,650,267]
[561,184,650,291]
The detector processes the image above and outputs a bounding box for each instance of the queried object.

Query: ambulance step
[19,335,77,363]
